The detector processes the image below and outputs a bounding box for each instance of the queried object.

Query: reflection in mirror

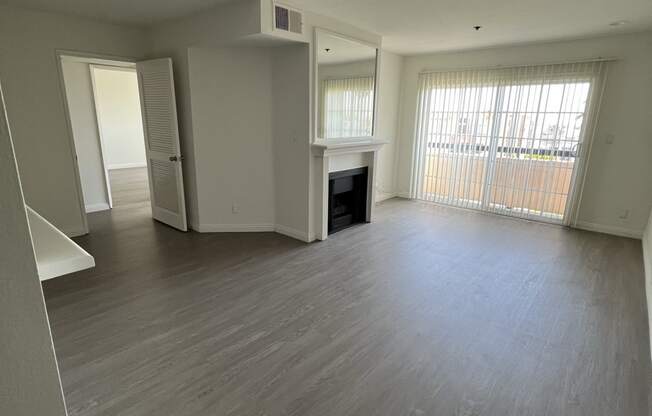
[317,31,377,140]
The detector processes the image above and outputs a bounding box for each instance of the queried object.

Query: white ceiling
[292,0,652,54]
[317,32,377,65]
[3,0,652,54]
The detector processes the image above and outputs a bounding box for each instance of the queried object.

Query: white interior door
[136,58,187,231]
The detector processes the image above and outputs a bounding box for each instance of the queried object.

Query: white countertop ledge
[26,205,95,281]
[312,139,388,156]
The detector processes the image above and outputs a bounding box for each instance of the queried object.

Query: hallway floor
[108,167,150,208]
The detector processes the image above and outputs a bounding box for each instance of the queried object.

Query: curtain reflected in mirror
[316,31,377,139]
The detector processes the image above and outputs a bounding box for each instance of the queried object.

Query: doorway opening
[60,55,150,225]
[91,65,150,209]
[59,53,188,233]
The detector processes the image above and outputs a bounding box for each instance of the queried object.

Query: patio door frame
[410,61,610,227]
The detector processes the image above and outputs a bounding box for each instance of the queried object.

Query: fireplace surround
[311,139,386,240]
[328,167,368,233]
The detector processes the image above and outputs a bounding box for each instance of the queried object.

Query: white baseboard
[275,224,311,242]
[192,221,313,243]
[194,223,275,233]
[397,191,411,199]
[574,220,643,239]
[108,162,147,170]
[85,203,110,213]
[189,219,200,232]
[376,191,397,203]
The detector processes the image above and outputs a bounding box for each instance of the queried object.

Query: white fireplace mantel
[312,139,387,241]
[311,139,388,157]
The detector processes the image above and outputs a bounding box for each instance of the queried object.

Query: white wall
[0,5,148,235]
[375,50,403,201]
[92,67,146,170]
[61,60,110,213]
[148,0,266,230]
[396,32,652,237]
[0,82,68,416]
[187,46,275,231]
[149,0,262,51]
[149,0,385,240]
[272,44,312,240]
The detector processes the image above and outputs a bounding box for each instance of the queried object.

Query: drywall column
[187,46,276,231]
[0,84,68,415]
[374,50,403,201]
[272,44,311,241]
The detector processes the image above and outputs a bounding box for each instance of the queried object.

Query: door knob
[169,155,184,162]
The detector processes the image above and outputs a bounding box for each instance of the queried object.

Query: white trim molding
[574,220,643,239]
[190,222,312,242]
[85,203,110,213]
[375,191,397,203]
[194,223,276,233]
[275,224,311,242]
[312,139,387,157]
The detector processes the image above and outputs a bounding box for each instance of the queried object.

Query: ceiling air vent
[274,4,303,34]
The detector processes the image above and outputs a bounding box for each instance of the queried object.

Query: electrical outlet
[618,209,629,220]
[232,203,239,214]
[606,134,615,144]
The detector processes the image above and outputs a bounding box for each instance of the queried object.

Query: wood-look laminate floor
[42,199,651,416]
[108,167,150,208]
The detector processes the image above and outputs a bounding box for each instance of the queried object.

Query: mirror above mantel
[315,29,378,141]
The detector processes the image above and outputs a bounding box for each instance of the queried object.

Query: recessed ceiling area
[1,0,652,53]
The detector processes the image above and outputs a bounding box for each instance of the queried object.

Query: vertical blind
[321,76,374,139]
[410,61,606,225]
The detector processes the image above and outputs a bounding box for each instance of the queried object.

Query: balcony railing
[421,153,574,219]
[427,142,578,159]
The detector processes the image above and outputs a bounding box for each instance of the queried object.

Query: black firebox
[328,167,368,234]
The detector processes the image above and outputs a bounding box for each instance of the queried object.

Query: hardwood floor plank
[42,199,651,415]
[108,167,150,208]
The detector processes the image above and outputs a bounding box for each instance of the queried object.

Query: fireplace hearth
[328,167,368,234]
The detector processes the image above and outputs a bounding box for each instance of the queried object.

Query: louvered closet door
[137,58,187,231]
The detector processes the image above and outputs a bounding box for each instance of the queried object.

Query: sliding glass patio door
[411,62,606,224]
